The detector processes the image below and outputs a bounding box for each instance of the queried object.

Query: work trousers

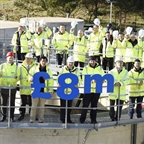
[80,93,100,123]
[21,53,27,61]
[74,61,84,70]
[19,95,32,116]
[102,57,114,71]
[36,56,40,63]
[109,99,124,121]
[30,98,46,122]
[125,62,133,71]
[128,96,143,119]
[56,53,68,65]
[60,99,73,123]
[1,89,16,118]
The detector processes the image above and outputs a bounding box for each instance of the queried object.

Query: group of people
[0,18,144,123]
[0,51,143,124]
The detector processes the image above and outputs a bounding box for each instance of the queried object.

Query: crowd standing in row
[0,18,144,123]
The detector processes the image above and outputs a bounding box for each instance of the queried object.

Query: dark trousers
[56,54,68,65]
[125,62,133,71]
[80,93,100,123]
[109,99,124,121]
[1,89,16,118]
[21,53,26,61]
[36,56,40,62]
[94,55,101,66]
[102,57,114,71]
[60,99,73,122]
[19,95,32,116]
[74,61,84,70]
[128,97,143,118]
[16,46,21,61]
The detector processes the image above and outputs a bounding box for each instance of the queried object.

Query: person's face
[134,61,140,69]
[130,35,136,42]
[77,30,83,38]
[7,56,14,63]
[25,58,32,65]
[89,60,96,67]
[37,27,42,34]
[67,62,74,69]
[119,34,124,41]
[116,61,123,69]
[18,26,23,33]
[93,25,99,33]
[106,33,110,40]
[40,59,47,67]
[59,25,65,33]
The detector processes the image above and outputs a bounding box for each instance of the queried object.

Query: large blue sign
[31,72,114,100]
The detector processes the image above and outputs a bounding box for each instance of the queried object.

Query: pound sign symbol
[31,72,52,99]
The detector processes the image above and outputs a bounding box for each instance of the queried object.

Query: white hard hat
[67,56,75,63]
[93,18,100,26]
[25,53,33,58]
[126,26,133,35]
[71,21,78,28]
[39,19,46,26]
[115,57,123,62]
[139,29,144,38]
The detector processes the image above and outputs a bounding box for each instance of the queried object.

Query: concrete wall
[0,123,144,144]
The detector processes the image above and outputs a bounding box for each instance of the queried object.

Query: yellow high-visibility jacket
[72,36,88,62]
[102,38,115,58]
[29,64,54,93]
[44,26,52,39]
[123,39,140,62]
[113,39,126,62]
[82,64,105,93]
[19,60,36,95]
[88,31,103,56]
[0,62,20,87]
[57,66,81,94]
[108,67,129,100]
[128,68,144,97]
[52,31,72,54]
[31,31,47,56]
[11,31,29,53]
[138,38,144,66]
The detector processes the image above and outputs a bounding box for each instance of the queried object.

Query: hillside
[0,0,144,30]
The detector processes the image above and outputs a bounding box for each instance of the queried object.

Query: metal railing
[0,84,143,129]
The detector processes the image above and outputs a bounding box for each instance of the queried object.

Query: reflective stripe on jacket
[108,67,129,100]
[19,60,35,95]
[0,62,20,87]
[128,68,144,97]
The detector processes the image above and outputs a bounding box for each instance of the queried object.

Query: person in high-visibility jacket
[17,53,36,121]
[29,56,54,123]
[108,57,129,121]
[0,52,20,122]
[57,56,81,123]
[123,34,140,71]
[31,27,47,62]
[52,24,72,66]
[138,37,144,66]
[113,32,126,63]
[128,59,144,119]
[79,56,105,124]
[11,26,29,61]
[101,31,114,71]
[88,25,103,65]
[71,30,88,70]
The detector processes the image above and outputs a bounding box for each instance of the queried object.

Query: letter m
[84,74,114,94]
